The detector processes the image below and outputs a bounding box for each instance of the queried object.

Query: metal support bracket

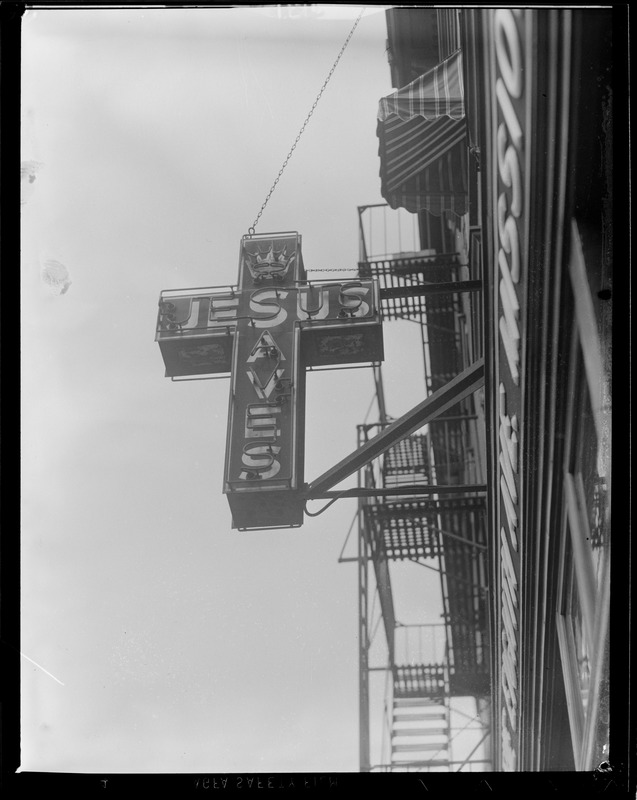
[309,484,487,499]
[305,359,485,498]
[380,280,482,299]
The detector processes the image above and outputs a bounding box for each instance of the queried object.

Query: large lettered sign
[156,232,383,530]
[490,8,529,772]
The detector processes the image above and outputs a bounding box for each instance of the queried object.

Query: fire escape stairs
[391,694,451,770]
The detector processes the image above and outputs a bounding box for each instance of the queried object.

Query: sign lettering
[156,232,383,530]
[493,7,526,770]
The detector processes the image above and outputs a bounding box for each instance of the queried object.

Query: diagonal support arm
[305,358,484,498]
[380,280,482,299]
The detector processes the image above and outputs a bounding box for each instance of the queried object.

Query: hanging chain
[247,8,366,235]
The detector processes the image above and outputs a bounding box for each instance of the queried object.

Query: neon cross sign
[156,232,383,530]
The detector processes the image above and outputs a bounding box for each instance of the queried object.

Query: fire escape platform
[393,663,446,699]
[365,496,486,561]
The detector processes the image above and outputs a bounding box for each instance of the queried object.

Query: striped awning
[377,50,468,217]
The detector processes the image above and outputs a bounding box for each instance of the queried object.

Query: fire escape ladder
[391,689,452,771]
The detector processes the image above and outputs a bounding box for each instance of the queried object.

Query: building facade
[351,6,626,778]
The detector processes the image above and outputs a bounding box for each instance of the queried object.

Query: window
[555,223,611,770]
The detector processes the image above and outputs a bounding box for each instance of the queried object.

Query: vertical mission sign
[156,233,384,530]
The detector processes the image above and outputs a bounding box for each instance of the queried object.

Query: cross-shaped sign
[156,232,384,530]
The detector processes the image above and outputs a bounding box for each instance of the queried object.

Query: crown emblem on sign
[244,243,296,283]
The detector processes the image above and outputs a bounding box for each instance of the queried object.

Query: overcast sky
[20,5,445,774]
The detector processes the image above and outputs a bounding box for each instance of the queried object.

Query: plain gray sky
[21,5,444,773]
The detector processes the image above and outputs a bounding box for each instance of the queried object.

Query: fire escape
[350,203,491,772]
